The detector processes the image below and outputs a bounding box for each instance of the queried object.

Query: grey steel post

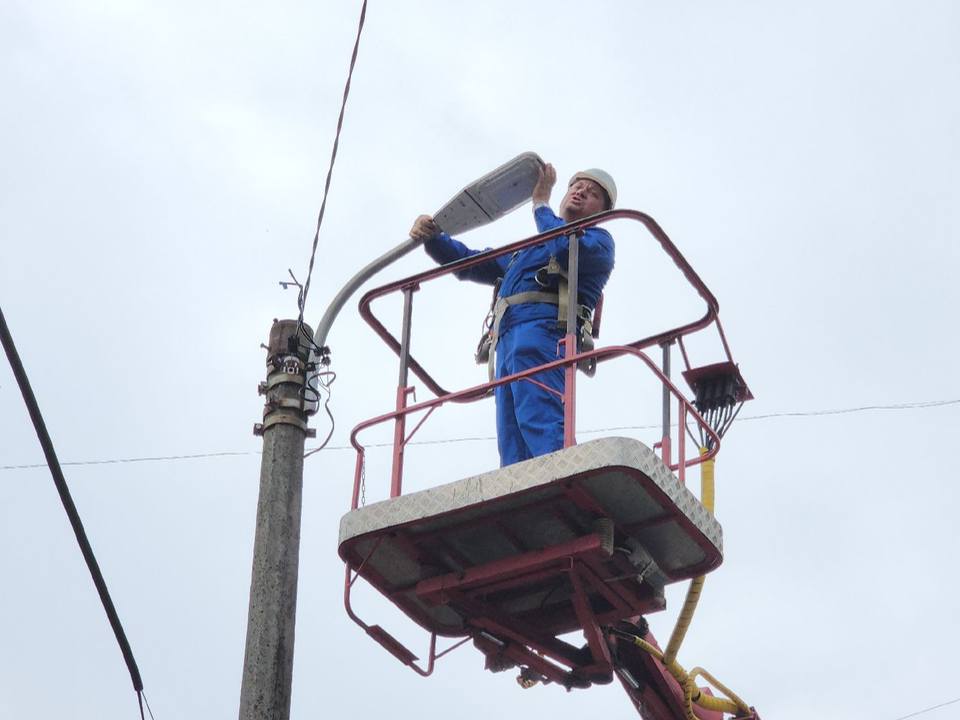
[240,319,315,720]
[390,285,417,499]
[661,340,672,464]
[565,232,580,335]
[562,232,581,447]
[397,285,416,387]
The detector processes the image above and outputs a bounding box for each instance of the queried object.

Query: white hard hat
[569,168,617,209]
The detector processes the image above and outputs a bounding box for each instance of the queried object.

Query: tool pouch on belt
[577,313,597,377]
[475,330,493,364]
[475,279,499,365]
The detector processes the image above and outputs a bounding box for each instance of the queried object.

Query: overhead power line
[0,304,147,716]
[297,0,368,327]
[739,398,960,421]
[2,450,259,470]
[3,398,958,472]
[892,696,960,720]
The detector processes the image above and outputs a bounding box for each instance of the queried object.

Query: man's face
[559,178,608,222]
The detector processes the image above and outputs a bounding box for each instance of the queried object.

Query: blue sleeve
[423,233,509,286]
[533,206,615,278]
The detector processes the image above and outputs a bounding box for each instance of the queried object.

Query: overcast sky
[3,2,960,720]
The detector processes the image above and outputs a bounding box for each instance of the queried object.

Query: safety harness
[475,254,597,380]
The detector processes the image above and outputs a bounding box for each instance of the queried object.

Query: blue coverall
[425,205,615,466]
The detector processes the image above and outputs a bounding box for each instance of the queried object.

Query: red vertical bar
[563,334,577,448]
[351,450,364,509]
[677,404,686,485]
[390,386,408,498]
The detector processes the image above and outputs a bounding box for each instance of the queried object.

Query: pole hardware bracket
[265,373,307,391]
[253,415,316,437]
[263,397,309,413]
[267,354,306,376]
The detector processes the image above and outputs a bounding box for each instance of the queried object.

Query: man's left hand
[532,163,556,205]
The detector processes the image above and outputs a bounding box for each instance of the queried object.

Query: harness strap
[485,290,595,381]
[487,291,560,381]
[536,256,570,329]
[536,255,597,375]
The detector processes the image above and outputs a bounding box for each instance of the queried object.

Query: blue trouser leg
[495,320,566,466]
[494,367,529,466]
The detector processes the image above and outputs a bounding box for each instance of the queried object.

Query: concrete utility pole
[239,319,315,720]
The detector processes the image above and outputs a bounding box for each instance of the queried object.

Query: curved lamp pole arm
[312,235,425,354]
[304,235,425,416]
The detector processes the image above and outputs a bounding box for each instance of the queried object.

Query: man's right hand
[410,214,440,241]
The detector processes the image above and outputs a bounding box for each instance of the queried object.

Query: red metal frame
[357,209,730,400]
[349,346,720,505]
[339,211,755,719]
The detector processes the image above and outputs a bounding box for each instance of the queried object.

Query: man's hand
[532,163,557,205]
[410,214,440,241]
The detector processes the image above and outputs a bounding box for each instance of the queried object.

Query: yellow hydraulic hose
[689,667,751,716]
[700,446,716,514]
[614,449,752,717]
[663,576,704,666]
[616,632,751,719]
[662,447,715,666]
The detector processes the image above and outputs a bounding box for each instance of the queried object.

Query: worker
[410,163,616,466]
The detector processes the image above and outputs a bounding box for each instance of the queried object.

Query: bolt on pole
[239,319,315,720]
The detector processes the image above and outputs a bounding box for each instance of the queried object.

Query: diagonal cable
[892,697,960,720]
[0,304,144,700]
[298,0,368,326]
